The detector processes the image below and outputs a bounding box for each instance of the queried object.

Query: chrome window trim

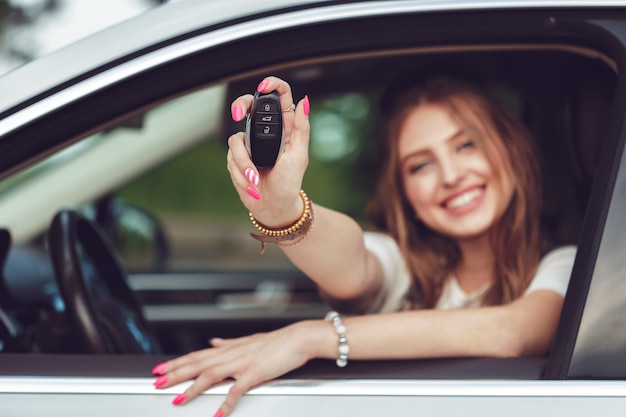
[0,0,623,138]
[2,377,626,397]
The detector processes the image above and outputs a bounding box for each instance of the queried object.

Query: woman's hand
[152,320,328,417]
[227,76,311,227]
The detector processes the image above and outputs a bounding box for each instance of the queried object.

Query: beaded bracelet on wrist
[325,311,349,367]
[249,190,314,254]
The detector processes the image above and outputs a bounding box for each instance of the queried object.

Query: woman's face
[397,102,514,242]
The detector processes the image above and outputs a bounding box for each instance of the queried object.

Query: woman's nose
[439,158,464,186]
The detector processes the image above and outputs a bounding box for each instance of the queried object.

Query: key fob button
[256,99,279,113]
[255,124,280,137]
[256,113,280,124]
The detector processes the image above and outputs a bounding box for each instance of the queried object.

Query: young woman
[151,75,576,417]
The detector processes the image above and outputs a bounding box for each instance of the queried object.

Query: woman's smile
[441,185,486,213]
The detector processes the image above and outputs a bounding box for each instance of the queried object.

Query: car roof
[0,0,323,118]
[0,0,625,121]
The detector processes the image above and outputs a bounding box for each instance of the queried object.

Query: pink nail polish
[303,95,310,116]
[245,167,259,186]
[214,410,224,417]
[231,105,243,122]
[153,375,168,388]
[172,393,186,406]
[246,186,261,200]
[151,362,167,375]
[257,80,269,92]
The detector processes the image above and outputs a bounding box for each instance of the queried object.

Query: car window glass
[0,135,104,194]
[0,84,224,251]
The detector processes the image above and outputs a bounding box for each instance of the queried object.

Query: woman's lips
[441,186,486,213]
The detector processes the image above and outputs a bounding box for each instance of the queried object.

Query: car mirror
[94,195,169,273]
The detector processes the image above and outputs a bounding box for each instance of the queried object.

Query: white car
[1,0,626,415]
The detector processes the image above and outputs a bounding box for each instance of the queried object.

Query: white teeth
[446,189,482,209]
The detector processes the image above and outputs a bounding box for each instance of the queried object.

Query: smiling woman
[152,73,575,416]
[380,75,544,308]
[3,1,626,416]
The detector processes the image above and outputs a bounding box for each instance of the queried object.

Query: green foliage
[118,136,372,222]
[118,93,378,224]
[118,139,242,218]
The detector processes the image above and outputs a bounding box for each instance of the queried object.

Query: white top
[363,232,577,313]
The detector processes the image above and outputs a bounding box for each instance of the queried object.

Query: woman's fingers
[230,94,254,122]
[229,75,308,169]
[172,363,233,406]
[210,337,227,347]
[171,360,261,417]
[256,76,297,136]
[154,338,262,407]
[154,346,240,395]
[151,323,313,416]
[226,133,250,186]
[226,97,311,219]
[232,76,295,123]
[219,376,257,417]
[286,95,311,167]
[256,76,295,113]
[154,350,211,387]
[227,132,262,202]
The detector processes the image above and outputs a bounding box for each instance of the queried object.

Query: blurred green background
[118,93,378,224]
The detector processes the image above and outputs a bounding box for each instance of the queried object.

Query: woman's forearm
[303,290,563,362]
[304,310,521,363]
[280,204,384,302]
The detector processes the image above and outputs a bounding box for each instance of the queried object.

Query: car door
[3,1,626,416]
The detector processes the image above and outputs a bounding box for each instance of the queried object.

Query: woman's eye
[407,160,431,174]
[457,140,475,151]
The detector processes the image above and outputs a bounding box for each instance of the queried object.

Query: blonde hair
[368,76,542,308]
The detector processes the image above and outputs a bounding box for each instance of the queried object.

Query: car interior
[0,13,620,381]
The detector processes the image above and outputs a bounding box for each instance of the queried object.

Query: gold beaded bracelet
[249,190,314,254]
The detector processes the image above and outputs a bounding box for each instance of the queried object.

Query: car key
[245,91,284,168]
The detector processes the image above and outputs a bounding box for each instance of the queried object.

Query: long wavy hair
[368,76,542,308]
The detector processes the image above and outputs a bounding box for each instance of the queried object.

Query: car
[1,0,626,415]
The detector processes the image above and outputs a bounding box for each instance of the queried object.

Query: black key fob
[245,91,284,168]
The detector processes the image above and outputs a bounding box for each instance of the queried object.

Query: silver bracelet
[324,311,349,367]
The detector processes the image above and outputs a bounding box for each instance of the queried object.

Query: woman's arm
[226,76,384,303]
[282,204,387,305]
[154,289,564,416]
[336,289,564,359]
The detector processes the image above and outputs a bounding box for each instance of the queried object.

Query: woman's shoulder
[362,231,404,273]
[363,230,398,248]
[540,244,577,265]
[525,244,577,296]
[362,231,412,313]
[541,242,577,258]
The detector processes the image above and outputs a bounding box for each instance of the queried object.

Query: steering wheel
[48,209,161,354]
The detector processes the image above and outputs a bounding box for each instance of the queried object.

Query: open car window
[0,44,616,356]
